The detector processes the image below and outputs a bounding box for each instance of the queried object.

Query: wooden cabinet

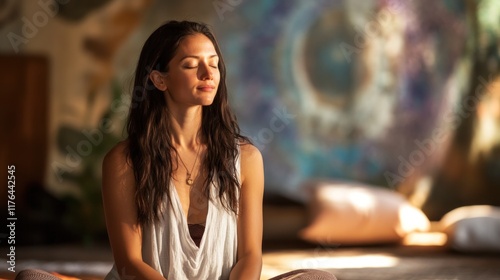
[0,55,49,210]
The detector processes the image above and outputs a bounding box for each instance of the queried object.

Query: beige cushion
[299,181,430,245]
[440,205,500,252]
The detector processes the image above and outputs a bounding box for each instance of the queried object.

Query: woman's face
[163,33,220,107]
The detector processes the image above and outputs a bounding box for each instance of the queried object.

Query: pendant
[186,173,194,185]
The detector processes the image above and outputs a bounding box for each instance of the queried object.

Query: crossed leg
[269,269,337,280]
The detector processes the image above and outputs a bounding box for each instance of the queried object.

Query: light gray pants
[269,269,337,280]
[15,269,61,280]
[15,268,337,280]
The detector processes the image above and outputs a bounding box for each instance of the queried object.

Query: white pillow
[440,205,500,252]
[299,181,430,245]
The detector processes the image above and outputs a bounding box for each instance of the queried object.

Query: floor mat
[1,245,499,280]
[262,246,500,280]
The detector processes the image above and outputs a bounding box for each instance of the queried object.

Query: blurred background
[0,0,499,249]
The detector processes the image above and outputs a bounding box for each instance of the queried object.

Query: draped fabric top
[105,150,240,280]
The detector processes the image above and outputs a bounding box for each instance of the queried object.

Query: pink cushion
[299,181,430,245]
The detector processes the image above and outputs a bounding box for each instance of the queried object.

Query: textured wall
[213,0,470,199]
[0,0,497,202]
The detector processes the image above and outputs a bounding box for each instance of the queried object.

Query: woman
[16,20,336,280]
[102,20,336,280]
[102,19,262,280]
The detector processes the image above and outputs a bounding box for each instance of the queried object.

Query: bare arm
[229,144,264,280]
[102,141,166,280]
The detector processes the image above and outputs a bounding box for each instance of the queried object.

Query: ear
[149,70,168,91]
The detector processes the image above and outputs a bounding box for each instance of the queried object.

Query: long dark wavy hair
[126,20,249,227]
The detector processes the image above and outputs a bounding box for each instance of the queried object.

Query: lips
[197,85,216,91]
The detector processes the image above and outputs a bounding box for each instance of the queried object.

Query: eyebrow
[180,55,218,61]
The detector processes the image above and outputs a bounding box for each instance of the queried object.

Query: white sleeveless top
[105,153,240,280]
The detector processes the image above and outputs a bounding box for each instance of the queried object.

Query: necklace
[177,144,202,186]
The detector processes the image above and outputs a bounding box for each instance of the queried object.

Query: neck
[167,103,203,150]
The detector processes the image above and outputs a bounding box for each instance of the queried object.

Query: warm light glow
[263,252,399,275]
[398,204,431,234]
[317,185,377,212]
[408,176,432,208]
[348,189,376,213]
[469,76,500,162]
[440,205,500,229]
[402,232,448,246]
[295,254,399,269]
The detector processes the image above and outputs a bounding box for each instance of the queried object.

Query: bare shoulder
[102,140,134,192]
[239,142,263,164]
[103,140,130,167]
[238,142,263,185]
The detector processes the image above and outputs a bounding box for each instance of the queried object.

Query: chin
[198,93,216,105]
[201,99,215,106]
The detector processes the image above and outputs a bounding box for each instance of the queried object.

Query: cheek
[215,72,221,85]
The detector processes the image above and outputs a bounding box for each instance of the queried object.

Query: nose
[199,63,213,80]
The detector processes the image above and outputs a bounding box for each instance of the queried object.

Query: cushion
[440,205,500,252]
[298,181,430,245]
